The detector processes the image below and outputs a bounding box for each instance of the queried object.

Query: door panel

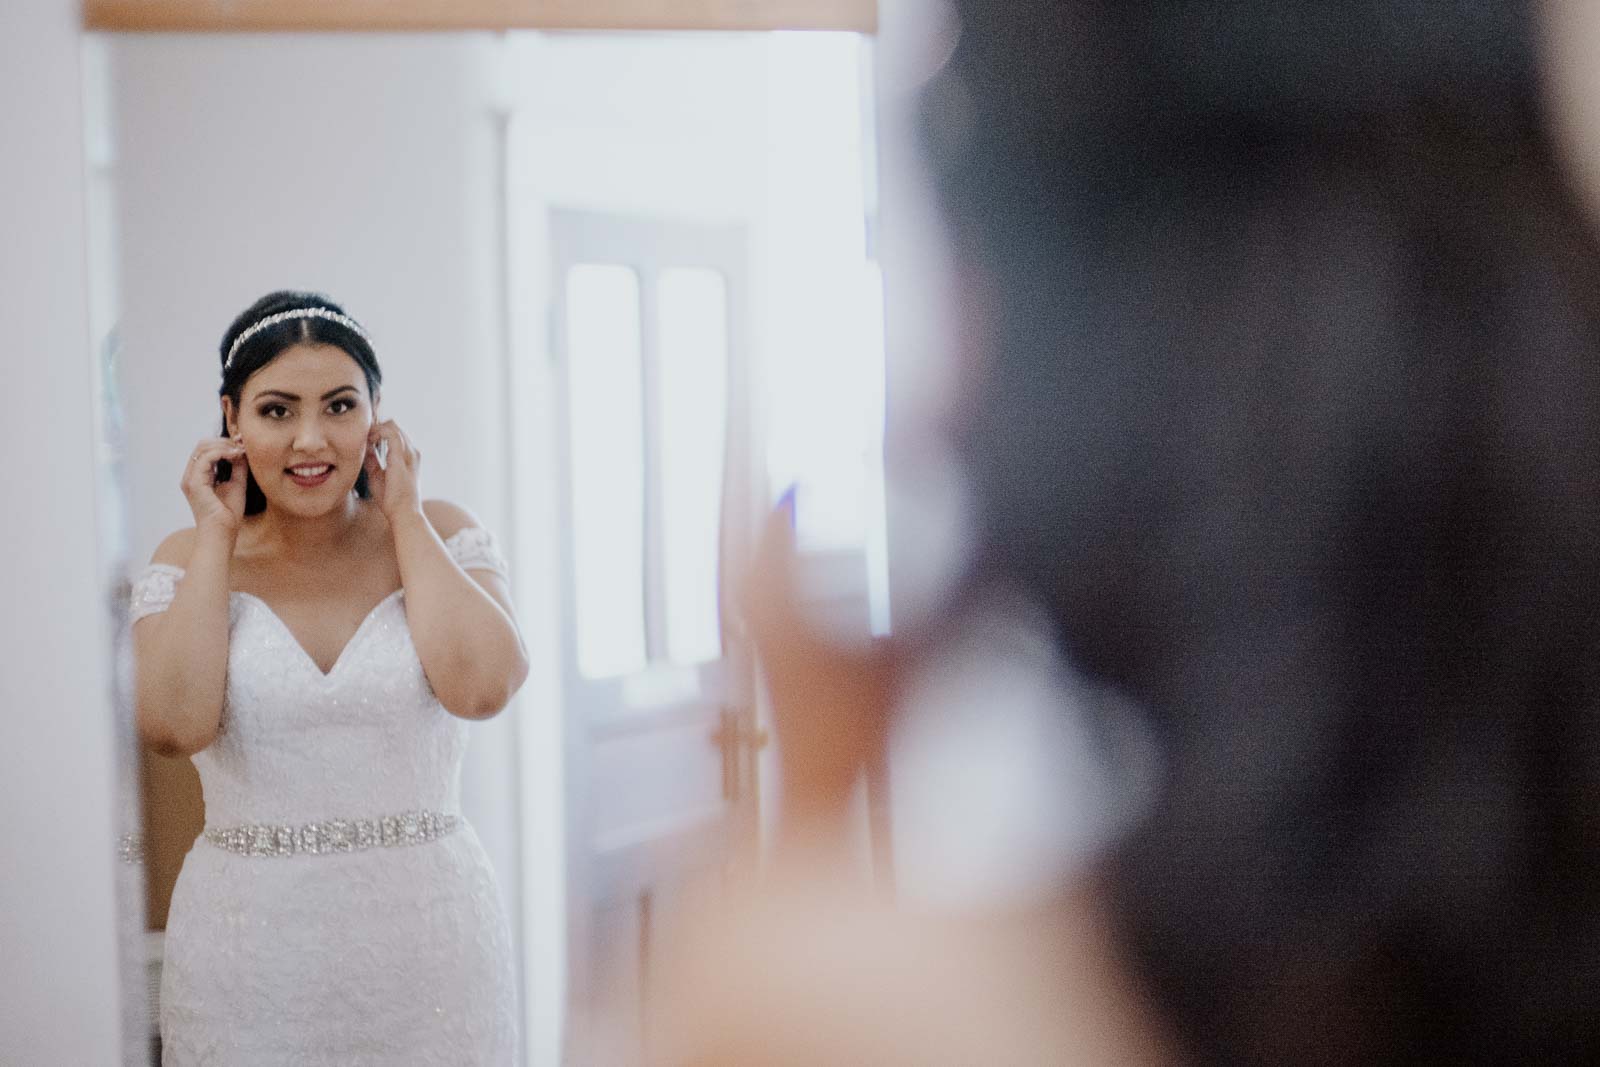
[551,209,761,1064]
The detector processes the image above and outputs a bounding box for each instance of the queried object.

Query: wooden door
[550,209,763,1064]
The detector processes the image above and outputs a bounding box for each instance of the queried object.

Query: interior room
[10,1,1600,1065]
[10,2,1064,1063]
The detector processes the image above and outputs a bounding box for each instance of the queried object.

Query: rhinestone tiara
[225,306,370,370]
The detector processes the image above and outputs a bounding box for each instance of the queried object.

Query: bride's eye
[329,398,356,415]
[259,404,289,419]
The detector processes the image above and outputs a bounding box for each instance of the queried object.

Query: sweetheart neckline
[230,588,404,680]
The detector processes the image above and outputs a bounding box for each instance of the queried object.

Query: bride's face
[224,342,376,517]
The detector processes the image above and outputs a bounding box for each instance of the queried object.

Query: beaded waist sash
[203,809,459,858]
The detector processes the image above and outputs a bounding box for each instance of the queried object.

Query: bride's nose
[292,416,329,453]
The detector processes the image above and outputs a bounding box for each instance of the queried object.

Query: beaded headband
[224,307,370,371]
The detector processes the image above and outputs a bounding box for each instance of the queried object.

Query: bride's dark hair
[218,290,383,517]
[922,1,1600,1063]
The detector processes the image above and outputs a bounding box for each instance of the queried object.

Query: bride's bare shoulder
[150,527,197,568]
[420,499,481,541]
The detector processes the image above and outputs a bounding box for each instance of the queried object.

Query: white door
[549,209,765,1064]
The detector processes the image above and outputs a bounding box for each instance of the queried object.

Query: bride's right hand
[182,437,250,533]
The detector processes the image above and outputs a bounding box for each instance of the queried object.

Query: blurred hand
[647,500,1171,1066]
[738,495,900,853]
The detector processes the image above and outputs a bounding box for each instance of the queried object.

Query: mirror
[83,23,890,1065]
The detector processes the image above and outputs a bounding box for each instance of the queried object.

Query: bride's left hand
[364,418,422,519]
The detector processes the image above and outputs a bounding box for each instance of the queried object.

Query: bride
[130,290,526,1064]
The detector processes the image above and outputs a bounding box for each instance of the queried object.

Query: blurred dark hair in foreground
[922,1,1600,1062]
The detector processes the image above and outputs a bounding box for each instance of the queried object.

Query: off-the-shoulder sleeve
[129,563,186,624]
[444,526,510,581]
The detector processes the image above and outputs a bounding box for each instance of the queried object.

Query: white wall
[107,32,545,1061]
[0,1,125,1062]
[110,34,507,563]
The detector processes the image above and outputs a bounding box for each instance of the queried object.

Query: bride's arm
[133,525,235,756]
[392,499,529,720]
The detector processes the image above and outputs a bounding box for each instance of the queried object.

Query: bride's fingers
[395,425,419,468]
[374,420,411,470]
[182,439,244,491]
[365,424,384,468]
[378,419,419,472]
[216,451,249,501]
[188,438,240,465]
[364,446,386,494]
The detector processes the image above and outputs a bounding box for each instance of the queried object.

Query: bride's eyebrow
[253,386,359,403]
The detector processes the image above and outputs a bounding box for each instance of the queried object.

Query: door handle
[712,708,769,800]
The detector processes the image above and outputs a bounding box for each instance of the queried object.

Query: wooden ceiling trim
[84,0,877,34]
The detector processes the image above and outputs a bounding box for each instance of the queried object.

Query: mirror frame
[84,0,877,33]
[80,7,883,1063]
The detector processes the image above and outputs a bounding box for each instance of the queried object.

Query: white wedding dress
[129,527,519,1066]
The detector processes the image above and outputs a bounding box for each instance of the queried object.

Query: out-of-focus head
[919,0,1560,673]
[219,291,383,518]
[921,2,1600,1062]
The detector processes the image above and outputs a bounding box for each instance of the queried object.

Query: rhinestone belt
[203,810,459,858]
